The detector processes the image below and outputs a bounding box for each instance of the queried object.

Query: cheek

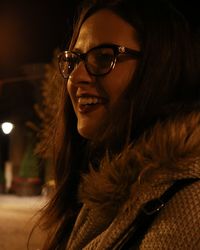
[67,80,74,100]
[67,80,77,110]
[105,62,136,103]
[66,79,71,95]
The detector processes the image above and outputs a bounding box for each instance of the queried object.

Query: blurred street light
[1,122,14,135]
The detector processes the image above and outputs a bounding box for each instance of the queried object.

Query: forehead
[74,9,139,51]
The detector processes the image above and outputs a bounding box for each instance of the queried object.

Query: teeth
[78,97,102,105]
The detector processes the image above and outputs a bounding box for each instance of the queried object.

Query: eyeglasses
[58,44,142,79]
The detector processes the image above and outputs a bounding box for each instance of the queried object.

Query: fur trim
[79,112,200,210]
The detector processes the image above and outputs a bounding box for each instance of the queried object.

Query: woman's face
[67,9,140,139]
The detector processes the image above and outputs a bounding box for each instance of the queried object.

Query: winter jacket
[66,111,200,250]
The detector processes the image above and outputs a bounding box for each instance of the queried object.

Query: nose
[69,61,93,85]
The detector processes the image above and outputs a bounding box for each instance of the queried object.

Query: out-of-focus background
[0,0,199,249]
[0,1,80,249]
[0,0,80,191]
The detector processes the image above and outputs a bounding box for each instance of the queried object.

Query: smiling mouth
[77,96,105,105]
[77,96,106,113]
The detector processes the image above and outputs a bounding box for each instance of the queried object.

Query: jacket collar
[79,111,200,210]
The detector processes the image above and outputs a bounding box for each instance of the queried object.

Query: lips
[76,95,107,113]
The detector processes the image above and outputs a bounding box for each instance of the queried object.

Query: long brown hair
[38,0,200,249]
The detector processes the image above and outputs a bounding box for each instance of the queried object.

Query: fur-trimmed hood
[79,111,200,210]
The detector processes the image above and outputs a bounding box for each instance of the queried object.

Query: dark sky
[0,1,79,70]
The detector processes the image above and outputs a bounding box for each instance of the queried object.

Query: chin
[77,127,94,140]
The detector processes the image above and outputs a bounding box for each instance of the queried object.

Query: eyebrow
[72,43,103,54]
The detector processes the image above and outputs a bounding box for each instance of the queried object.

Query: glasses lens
[87,47,115,75]
[59,52,79,79]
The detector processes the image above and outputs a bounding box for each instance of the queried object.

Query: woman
[39,0,200,249]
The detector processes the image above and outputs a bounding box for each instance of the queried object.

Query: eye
[65,52,79,64]
[59,52,80,77]
[87,48,115,69]
[66,53,80,70]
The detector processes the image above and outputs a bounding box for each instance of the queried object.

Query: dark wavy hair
[38,0,200,249]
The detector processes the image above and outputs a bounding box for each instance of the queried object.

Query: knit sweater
[66,112,200,250]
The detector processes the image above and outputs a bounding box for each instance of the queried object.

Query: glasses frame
[58,43,142,79]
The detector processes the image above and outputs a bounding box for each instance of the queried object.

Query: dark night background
[0,1,79,70]
[0,0,81,179]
